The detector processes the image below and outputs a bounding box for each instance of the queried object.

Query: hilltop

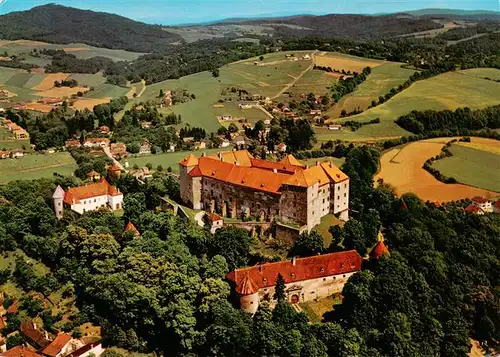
[0,4,183,52]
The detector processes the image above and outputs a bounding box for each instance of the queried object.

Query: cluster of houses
[465,196,500,215]
[0,117,29,140]
[0,295,104,357]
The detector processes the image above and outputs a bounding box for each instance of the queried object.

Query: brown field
[24,102,55,113]
[455,137,500,154]
[314,54,384,72]
[0,86,17,98]
[32,73,70,91]
[71,98,110,110]
[0,40,11,47]
[258,81,270,87]
[37,86,89,98]
[375,138,498,202]
[31,67,46,74]
[126,86,136,99]
[63,47,89,52]
[13,40,48,46]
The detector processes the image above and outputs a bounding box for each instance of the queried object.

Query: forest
[0,146,498,357]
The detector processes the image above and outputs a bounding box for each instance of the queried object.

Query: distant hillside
[0,4,183,53]
[222,14,443,39]
[402,8,500,21]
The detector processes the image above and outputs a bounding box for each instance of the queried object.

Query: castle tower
[236,273,259,315]
[370,237,390,260]
[179,154,199,207]
[52,185,65,220]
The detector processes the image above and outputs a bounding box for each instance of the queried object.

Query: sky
[0,0,498,25]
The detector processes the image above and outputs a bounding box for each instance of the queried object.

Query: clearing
[432,138,500,192]
[320,72,500,142]
[313,52,385,72]
[375,137,499,202]
[457,68,500,81]
[32,73,70,90]
[299,295,342,323]
[0,152,77,183]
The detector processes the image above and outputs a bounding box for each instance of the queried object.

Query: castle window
[290,273,295,278]
[337,196,340,200]
[344,193,347,197]
[94,199,97,202]
[333,276,336,280]
[263,278,268,283]
[320,267,324,273]
[344,184,347,188]
[323,199,325,203]
[58,202,61,206]
[250,301,254,304]
[340,263,345,268]
[343,275,346,278]
[323,278,326,281]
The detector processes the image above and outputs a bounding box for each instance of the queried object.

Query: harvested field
[24,102,54,113]
[459,68,500,81]
[32,73,70,91]
[455,139,500,154]
[314,52,385,72]
[6,73,33,87]
[13,39,48,46]
[71,98,110,110]
[375,138,498,202]
[63,47,89,52]
[37,86,88,98]
[67,73,107,87]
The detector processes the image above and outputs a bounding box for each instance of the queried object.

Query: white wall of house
[70,194,110,214]
[332,179,349,217]
[108,194,124,210]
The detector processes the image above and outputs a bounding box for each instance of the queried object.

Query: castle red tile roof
[41,333,72,357]
[206,212,223,222]
[371,240,389,260]
[87,171,100,177]
[125,221,140,236]
[6,301,18,314]
[182,151,348,194]
[63,178,121,205]
[227,250,362,294]
[495,200,500,210]
[84,138,109,144]
[1,346,42,357]
[235,273,259,295]
[0,316,5,329]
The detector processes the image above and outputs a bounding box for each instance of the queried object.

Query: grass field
[299,295,342,323]
[125,148,233,173]
[84,83,130,99]
[375,137,499,202]
[6,72,33,87]
[458,68,500,81]
[0,40,143,62]
[432,140,500,192]
[0,152,77,183]
[326,63,417,118]
[314,52,385,72]
[68,73,107,87]
[214,102,270,127]
[319,72,500,142]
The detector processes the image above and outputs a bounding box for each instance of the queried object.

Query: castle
[52,178,123,219]
[227,250,363,314]
[179,150,349,231]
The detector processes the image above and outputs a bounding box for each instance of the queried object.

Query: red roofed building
[65,140,81,148]
[41,333,82,357]
[1,346,43,357]
[52,178,123,218]
[494,200,500,213]
[471,196,492,212]
[180,150,350,231]
[125,221,140,236]
[20,322,51,350]
[227,250,362,313]
[465,204,485,215]
[206,212,223,233]
[83,138,110,148]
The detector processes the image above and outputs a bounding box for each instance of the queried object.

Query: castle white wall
[70,194,123,214]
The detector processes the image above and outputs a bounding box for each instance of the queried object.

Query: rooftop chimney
[235,161,240,166]
[316,161,320,166]
[273,168,277,173]
[292,256,297,266]
[218,152,222,160]
[201,152,206,157]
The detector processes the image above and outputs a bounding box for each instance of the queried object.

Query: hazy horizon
[0,0,498,25]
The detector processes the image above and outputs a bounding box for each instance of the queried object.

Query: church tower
[52,185,65,220]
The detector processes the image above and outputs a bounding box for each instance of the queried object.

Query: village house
[221,115,232,121]
[41,333,83,357]
[1,346,43,357]
[310,109,322,115]
[52,178,124,218]
[220,139,230,148]
[65,341,104,357]
[87,170,101,181]
[128,167,153,180]
[10,149,24,158]
[328,124,344,131]
[179,150,350,231]
[276,143,287,153]
[233,135,250,147]
[471,196,492,212]
[494,200,500,213]
[110,143,127,158]
[0,151,9,159]
[140,121,152,129]
[65,140,81,148]
[99,126,110,134]
[20,322,51,350]
[227,250,362,314]
[139,140,152,155]
[2,120,29,140]
[125,221,140,236]
[167,143,176,153]
[83,138,110,148]
[206,212,224,234]
[38,98,63,106]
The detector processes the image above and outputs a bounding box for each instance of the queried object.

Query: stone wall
[202,177,280,221]
[256,271,357,306]
[279,185,308,225]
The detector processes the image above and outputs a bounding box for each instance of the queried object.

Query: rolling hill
[0,4,183,52]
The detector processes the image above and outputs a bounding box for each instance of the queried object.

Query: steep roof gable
[179,154,198,167]
[41,333,72,357]
[280,154,302,167]
[64,178,121,205]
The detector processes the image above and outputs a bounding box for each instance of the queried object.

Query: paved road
[103,146,126,172]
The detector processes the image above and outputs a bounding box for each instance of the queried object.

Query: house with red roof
[83,138,110,148]
[52,178,124,219]
[465,204,485,215]
[205,212,223,233]
[227,250,362,314]
[470,196,492,213]
[41,333,83,357]
[125,221,140,236]
[179,150,350,232]
[1,346,43,357]
[494,200,500,214]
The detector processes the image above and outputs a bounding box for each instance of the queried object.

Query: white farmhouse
[53,178,123,218]
[83,138,110,148]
